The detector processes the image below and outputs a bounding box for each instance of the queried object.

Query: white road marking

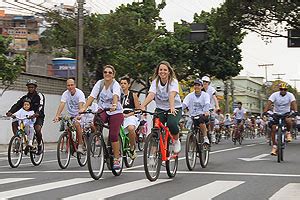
[170,181,244,200]
[0,178,33,185]
[63,179,171,200]
[269,183,300,200]
[0,178,92,200]
[238,153,270,161]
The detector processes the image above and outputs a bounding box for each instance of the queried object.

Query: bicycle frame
[153,117,176,161]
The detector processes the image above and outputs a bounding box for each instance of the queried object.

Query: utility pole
[258,64,273,82]
[290,79,300,89]
[76,0,84,89]
[224,80,229,113]
[230,77,235,112]
[272,73,285,80]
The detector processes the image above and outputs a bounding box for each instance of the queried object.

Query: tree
[223,0,300,40]
[0,36,24,96]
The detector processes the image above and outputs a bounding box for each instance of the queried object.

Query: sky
[1,0,300,89]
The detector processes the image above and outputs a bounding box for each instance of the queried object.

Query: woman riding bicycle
[81,65,124,169]
[140,61,182,153]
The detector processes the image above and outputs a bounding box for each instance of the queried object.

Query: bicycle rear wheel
[123,138,134,168]
[143,131,161,181]
[166,137,178,178]
[8,135,23,168]
[185,132,197,171]
[30,137,44,166]
[57,132,71,169]
[87,133,105,180]
[77,134,88,167]
[111,135,124,176]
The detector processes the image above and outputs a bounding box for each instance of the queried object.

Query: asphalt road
[0,136,300,200]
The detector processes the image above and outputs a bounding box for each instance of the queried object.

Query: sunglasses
[103,71,113,74]
[203,81,209,83]
[280,88,287,91]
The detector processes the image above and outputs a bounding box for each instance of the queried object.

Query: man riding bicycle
[53,79,86,153]
[6,79,45,155]
[182,79,210,144]
[263,82,298,155]
[233,102,246,140]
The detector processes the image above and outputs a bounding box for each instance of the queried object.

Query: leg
[12,121,18,135]
[109,113,124,159]
[127,125,136,150]
[166,108,182,153]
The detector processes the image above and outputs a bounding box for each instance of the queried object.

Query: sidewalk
[0,143,57,153]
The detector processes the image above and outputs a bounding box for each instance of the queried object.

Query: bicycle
[268,112,296,163]
[56,115,88,169]
[185,114,210,171]
[232,120,244,145]
[80,109,130,180]
[135,119,148,151]
[7,115,44,168]
[141,110,179,182]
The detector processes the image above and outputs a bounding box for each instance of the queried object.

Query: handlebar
[79,108,110,115]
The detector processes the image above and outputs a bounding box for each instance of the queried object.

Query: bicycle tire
[111,135,124,176]
[57,132,71,169]
[123,137,134,168]
[143,131,162,181]
[137,134,145,151]
[166,137,178,178]
[277,128,283,163]
[8,135,23,168]
[185,132,197,171]
[77,134,88,167]
[199,131,210,168]
[87,133,105,180]
[30,137,44,166]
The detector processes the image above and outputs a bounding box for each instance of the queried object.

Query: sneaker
[129,149,137,159]
[204,136,210,144]
[113,157,121,170]
[286,132,292,142]
[211,134,216,143]
[270,145,277,156]
[173,139,181,153]
[77,144,84,154]
[36,145,43,155]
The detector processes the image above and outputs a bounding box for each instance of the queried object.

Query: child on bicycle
[14,98,36,147]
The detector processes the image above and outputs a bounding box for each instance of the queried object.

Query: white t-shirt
[203,85,217,109]
[183,91,210,116]
[149,78,182,110]
[233,107,246,120]
[269,91,296,114]
[14,108,35,127]
[61,88,86,117]
[89,79,123,115]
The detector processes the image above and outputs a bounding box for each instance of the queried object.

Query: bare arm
[53,102,65,122]
[133,93,140,109]
[82,96,95,111]
[169,91,177,114]
[141,92,155,109]
[213,95,220,110]
[263,100,273,113]
[291,100,298,112]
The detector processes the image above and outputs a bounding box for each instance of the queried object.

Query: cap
[201,76,210,82]
[194,79,203,85]
[26,79,37,86]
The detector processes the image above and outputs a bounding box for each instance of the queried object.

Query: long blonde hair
[152,61,177,92]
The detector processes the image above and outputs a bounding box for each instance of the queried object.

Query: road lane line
[246,144,257,147]
[0,178,92,200]
[63,179,171,200]
[0,178,33,185]
[170,181,244,200]
[269,183,300,200]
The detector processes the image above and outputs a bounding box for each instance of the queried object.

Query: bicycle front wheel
[277,129,283,163]
[77,134,88,167]
[143,132,161,182]
[87,134,105,180]
[8,135,23,168]
[166,137,178,178]
[199,133,210,168]
[57,132,71,169]
[123,138,134,168]
[30,137,44,166]
[185,132,197,171]
[111,135,124,176]
[137,134,145,151]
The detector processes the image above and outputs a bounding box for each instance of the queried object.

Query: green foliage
[0,36,24,87]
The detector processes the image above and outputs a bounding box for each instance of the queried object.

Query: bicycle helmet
[23,97,32,104]
[26,79,37,86]
[279,82,288,89]
[201,76,210,82]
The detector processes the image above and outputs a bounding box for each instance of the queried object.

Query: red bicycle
[141,110,179,182]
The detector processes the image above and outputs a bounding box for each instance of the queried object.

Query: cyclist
[6,79,45,155]
[224,113,232,137]
[182,79,210,144]
[53,79,86,153]
[80,65,124,169]
[232,102,247,140]
[263,82,297,155]
[201,75,220,143]
[14,98,36,149]
[140,61,182,153]
[215,109,224,133]
[120,77,140,159]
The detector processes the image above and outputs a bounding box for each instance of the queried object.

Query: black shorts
[35,117,44,127]
[192,115,208,128]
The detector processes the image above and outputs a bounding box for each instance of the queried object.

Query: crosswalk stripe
[169,181,245,200]
[0,178,92,200]
[0,178,33,185]
[269,183,300,200]
[63,179,172,200]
